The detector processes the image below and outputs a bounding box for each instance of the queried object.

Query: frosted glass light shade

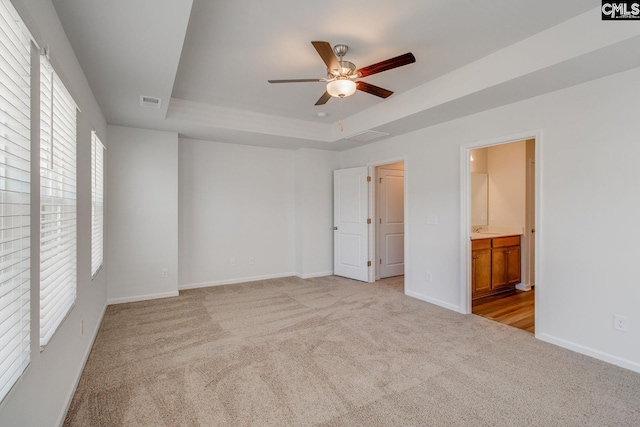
[326,79,356,98]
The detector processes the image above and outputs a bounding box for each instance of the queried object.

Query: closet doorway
[375,162,405,280]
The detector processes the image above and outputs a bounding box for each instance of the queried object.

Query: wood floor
[472,288,535,333]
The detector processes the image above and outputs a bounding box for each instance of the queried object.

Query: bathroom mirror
[471,172,488,226]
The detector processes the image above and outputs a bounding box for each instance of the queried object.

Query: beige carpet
[64,275,640,426]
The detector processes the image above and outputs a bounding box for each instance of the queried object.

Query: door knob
[333,226,338,230]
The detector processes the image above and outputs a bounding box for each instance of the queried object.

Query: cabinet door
[491,248,509,289]
[506,245,521,285]
[472,248,491,297]
[492,245,521,288]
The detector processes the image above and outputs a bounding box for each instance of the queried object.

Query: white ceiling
[52,0,639,150]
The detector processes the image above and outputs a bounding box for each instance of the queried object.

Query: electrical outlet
[614,314,628,332]
[249,257,255,265]
[161,268,169,278]
[426,272,432,282]
[230,258,236,266]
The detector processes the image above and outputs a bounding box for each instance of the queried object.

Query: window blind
[39,55,77,348]
[90,130,103,277]
[0,0,31,402]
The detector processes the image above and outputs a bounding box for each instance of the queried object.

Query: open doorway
[467,139,536,333]
[375,162,405,282]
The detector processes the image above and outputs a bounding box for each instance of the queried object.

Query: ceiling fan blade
[315,91,332,106]
[356,52,416,78]
[268,79,323,83]
[311,41,340,74]
[356,81,393,98]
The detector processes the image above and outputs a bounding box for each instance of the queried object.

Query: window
[90,130,104,277]
[39,54,77,348]
[0,0,31,402]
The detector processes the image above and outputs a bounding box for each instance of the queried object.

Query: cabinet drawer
[472,239,491,250]
[492,236,520,248]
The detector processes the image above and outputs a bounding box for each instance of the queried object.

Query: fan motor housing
[329,61,356,78]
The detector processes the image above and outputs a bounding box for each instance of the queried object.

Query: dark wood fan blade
[311,41,340,74]
[356,52,415,78]
[268,79,323,83]
[315,91,332,105]
[356,81,393,98]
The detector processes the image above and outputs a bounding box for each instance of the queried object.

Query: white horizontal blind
[90,130,103,277]
[40,55,77,347]
[0,0,31,403]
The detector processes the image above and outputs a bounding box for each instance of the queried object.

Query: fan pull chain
[338,97,344,132]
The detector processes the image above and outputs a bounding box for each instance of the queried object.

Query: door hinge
[379,177,382,183]
[367,261,372,267]
[367,218,371,224]
[379,259,382,264]
[367,175,371,182]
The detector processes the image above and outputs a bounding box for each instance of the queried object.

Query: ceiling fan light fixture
[326,79,356,98]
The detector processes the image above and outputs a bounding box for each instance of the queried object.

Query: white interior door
[334,167,369,282]
[377,167,405,278]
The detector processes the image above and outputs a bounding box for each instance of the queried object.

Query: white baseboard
[296,271,334,279]
[538,332,640,374]
[56,303,107,427]
[405,289,462,313]
[107,291,179,305]
[179,272,296,290]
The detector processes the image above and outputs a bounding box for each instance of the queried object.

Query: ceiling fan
[268,41,416,106]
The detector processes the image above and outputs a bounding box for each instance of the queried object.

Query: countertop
[471,231,523,240]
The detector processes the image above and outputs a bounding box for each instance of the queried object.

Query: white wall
[178,138,296,288]
[339,66,640,373]
[294,148,340,278]
[0,1,108,426]
[106,125,179,303]
[488,140,526,227]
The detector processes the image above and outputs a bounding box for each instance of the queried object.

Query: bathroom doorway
[466,138,536,333]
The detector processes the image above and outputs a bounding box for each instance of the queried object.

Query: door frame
[367,157,409,284]
[459,130,542,335]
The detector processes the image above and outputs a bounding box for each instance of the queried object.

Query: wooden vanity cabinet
[472,235,521,299]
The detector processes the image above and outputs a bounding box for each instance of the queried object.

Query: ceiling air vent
[140,95,162,109]
[345,130,390,143]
